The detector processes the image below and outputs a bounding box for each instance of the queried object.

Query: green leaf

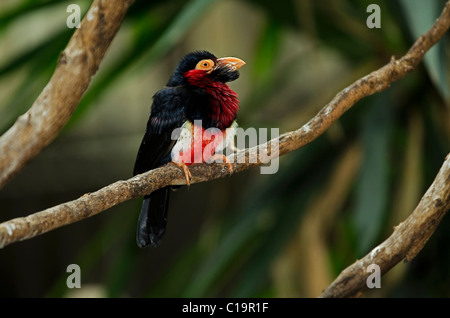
[399,0,449,102]
[353,93,393,255]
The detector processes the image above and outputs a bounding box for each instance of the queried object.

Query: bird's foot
[170,161,192,186]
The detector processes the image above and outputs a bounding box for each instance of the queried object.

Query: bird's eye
[195,59,214,72]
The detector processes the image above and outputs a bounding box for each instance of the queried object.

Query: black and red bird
[133,50,245,248]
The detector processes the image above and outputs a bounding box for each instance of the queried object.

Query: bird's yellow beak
[215,57,246,71]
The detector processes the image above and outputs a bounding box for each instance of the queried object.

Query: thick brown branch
[319,153,450,298]
[0,1,449,253]
[0,0,135,189]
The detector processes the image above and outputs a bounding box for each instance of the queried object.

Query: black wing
[133,87,187,176]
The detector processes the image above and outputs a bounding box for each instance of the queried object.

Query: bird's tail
[136,187,170,248]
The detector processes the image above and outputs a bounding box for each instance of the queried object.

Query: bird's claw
[170,161,192,186]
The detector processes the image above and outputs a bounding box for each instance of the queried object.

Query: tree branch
[319,153,450,298]
[0,0,449,262]
[0,0,135,189]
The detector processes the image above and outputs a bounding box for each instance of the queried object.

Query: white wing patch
[171,121,193,164]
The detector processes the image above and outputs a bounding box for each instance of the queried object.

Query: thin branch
[0,1,449,254]
[0,0,135,189]
[319,153,450,298]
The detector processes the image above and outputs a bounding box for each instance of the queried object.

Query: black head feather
[167,50,216,87]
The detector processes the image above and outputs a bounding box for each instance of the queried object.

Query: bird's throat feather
[185,69,239,129]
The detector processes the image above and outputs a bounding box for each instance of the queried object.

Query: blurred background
[0,0,449,297]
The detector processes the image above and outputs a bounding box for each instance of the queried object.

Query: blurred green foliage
[0,0,449,297]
